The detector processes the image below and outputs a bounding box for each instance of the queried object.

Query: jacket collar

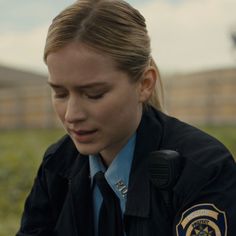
[125,107,163,218]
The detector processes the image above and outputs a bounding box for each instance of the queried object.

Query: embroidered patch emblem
[176,203,227,236]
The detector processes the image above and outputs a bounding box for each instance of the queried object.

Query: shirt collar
[89,155,105,186]
[89,132,136,199]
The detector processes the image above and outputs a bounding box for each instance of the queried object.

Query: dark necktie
[94,171,124,236]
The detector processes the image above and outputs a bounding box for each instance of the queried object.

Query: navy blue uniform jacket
[17,107,236,236]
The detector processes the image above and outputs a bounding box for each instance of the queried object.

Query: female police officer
[17,0,236,235]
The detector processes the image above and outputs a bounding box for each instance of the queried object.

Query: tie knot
[94,171,105,181]
[94,171,114,197]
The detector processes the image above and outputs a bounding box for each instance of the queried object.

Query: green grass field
[0,127,235,236]
[0,129,65,236]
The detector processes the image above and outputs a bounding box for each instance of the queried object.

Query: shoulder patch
[176,203,227,236]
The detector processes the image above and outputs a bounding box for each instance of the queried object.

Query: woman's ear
[138,67,157,103]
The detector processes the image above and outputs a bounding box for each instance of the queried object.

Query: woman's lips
[71,129,97,143]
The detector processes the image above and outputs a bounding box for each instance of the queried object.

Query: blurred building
[164,68,236,125]
[0,65,59,129]
[0,65,236,129]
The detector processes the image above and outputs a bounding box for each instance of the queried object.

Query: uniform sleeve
[173,146,236,236]
[16,158,55,236]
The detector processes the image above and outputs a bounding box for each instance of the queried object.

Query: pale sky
[0,0,236,74]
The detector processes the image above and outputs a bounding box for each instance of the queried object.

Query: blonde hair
[44,0,164,111]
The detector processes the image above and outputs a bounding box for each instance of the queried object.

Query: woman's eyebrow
[76,82,110,90]
[47,81,109,90]
[47,81,63,88]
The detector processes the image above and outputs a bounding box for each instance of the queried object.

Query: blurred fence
[0,67,236,129]
[0,85,60,129]
[164,68,236,125]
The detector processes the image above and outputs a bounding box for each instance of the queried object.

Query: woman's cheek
[53,100,66,122]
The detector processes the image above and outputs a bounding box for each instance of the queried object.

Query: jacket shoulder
[42,134,79,176]
[44,134,74,157]
[156,109,233,161]
[154,112,236,194]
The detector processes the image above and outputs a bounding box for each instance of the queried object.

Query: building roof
[0,64,47,88]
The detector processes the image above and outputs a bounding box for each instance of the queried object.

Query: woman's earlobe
[139,67,157,102]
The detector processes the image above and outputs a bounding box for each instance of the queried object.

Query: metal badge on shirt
[115,180,128,198]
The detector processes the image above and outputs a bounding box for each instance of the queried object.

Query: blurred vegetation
[0,127,235,236]
[0,129,65,236]
[200,125,236,157]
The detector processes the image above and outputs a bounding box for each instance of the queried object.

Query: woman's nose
[64,96,87,123]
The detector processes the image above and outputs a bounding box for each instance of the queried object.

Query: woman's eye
[86,93,105,100]
[54,92,68,99]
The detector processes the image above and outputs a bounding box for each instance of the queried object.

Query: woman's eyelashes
[52,89,107,100]
[83,87,110,100]
[52,89,69,99]
[55,93,68,99]
[85,92,105,100]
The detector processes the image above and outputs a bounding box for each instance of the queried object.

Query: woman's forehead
[47,42,117,68]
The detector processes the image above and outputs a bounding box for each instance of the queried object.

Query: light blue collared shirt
[89,133,136,235]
